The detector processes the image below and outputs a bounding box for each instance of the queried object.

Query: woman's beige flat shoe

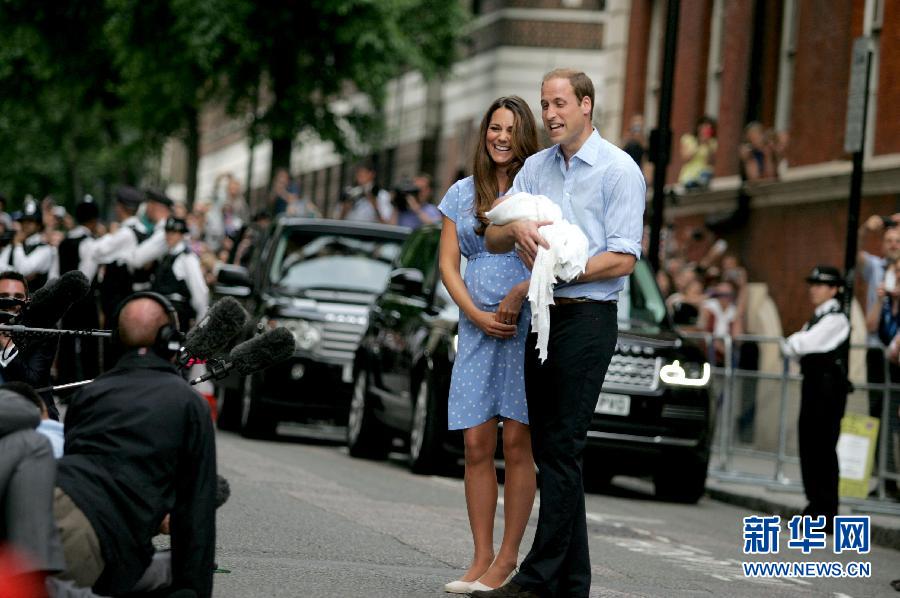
[443,579,474,593]
[468,567,517,592]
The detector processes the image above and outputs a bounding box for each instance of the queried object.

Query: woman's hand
[495,282,528,326]
[470,309,517,339]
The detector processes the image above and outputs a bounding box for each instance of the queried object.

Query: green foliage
[0,0,154,209]
[219,0,467,167]
[0,0,467,208]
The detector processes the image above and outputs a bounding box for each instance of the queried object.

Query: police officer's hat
[74,196,99,224]
[145,188,174,208]
[16,198,42,225]
[805,265,843,286]
[115,186,145,210]
[164,217,188,234]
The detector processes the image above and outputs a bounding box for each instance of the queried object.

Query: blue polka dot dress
[438,177,531,430]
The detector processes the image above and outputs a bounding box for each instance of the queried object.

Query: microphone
[177,297,249,367]
[17,271,91,327]
[10,271,91,349]
[190,327,295,385]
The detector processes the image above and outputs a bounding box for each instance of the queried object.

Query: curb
[706,487,900,552]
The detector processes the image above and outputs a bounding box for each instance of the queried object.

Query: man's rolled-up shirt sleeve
[603,166,645,258]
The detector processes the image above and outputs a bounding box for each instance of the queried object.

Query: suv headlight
[659,360,711,387]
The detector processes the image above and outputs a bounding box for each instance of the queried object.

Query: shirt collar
[815,298,841,316]
[554,128,602,167]
[67,225,90,239]
[113,348,179,373]
[25,233,43,245]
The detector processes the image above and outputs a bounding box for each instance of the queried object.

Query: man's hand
[516,248,534,270]
[864,214,885,232]
[511,220,552,257]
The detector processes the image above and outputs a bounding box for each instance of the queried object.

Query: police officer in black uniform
[57,198,102,383]
[782,265,851,530]
[93,187,148,321]
[152,217,208,333]
[10,199,55,291]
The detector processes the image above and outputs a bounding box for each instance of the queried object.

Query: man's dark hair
[0,381,44,412]
[0,270,29,294]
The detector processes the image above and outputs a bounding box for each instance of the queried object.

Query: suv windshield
[618,260,668,329]
[269,230,403,294]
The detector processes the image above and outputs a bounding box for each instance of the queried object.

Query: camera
[881,216,897,228]
[0,229,14,248]
[392,180,419,213]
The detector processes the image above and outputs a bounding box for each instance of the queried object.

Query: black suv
[213,218,409,437]
[348,225,715,502]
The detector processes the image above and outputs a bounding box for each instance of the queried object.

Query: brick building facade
[623,0,900,331]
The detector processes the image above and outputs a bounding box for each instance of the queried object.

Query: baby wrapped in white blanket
[485,192,589,361]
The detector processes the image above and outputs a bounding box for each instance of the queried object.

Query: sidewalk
[704,452,900,551]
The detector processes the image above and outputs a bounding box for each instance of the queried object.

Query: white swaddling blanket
[485,192,589,361]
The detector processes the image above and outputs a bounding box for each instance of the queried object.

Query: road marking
[430,477,664,526]
[586,512,663,526]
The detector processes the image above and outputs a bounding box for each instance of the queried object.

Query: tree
[103,0,249,206]
[0,0,153,210]
[221,0,467,179]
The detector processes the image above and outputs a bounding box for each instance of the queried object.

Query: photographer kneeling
[52,293,216,597]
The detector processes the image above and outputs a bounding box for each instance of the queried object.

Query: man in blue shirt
[478,69,645,598]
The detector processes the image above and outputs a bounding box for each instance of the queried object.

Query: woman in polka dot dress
[437,96,539,594]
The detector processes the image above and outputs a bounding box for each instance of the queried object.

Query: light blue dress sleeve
[603,163,646,258]
[438,182,460,222]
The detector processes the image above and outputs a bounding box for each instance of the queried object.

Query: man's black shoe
[470,581,541,598]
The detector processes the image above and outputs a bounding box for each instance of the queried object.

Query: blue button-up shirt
[510,129,646,302]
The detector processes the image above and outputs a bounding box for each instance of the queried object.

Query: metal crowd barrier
[680,330,900,517]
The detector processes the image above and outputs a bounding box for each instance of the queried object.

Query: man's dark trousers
[513,302,617,597]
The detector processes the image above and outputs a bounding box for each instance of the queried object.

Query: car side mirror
[215,264,253,296]
[388,268,424,296]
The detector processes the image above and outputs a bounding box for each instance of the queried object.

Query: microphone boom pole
[0,324,111,337]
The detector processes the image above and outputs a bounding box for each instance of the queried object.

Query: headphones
[110,291,184,359]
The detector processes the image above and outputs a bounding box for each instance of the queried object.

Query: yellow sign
[837,413,880,498]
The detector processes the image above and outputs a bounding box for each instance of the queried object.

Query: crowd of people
[0,184,232,596]
[620,114,790,191]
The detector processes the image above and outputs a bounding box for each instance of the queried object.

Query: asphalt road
[212,426,900,598]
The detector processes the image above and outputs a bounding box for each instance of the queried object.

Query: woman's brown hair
[471,96,538,235]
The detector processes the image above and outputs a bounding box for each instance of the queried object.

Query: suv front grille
[602,353,662,394]
[318,320,367,361]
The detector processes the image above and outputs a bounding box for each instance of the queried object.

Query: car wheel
[216,381,242,431]
[240,374,276,439]
[654,453,708,503]
[347,368,389,459]
[408,370,450,474]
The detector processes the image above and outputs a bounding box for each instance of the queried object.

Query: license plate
[595,393,630,416]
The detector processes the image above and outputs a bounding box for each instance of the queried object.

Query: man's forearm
[485,223,516,254]
[576,252,637,283]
